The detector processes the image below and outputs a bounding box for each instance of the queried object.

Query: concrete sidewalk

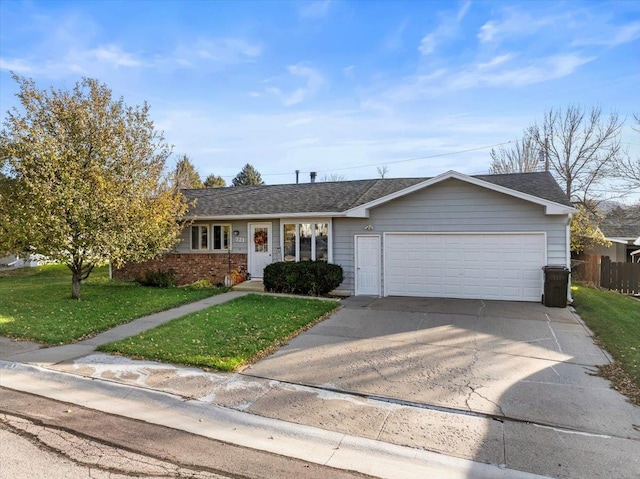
[0,361,545,479]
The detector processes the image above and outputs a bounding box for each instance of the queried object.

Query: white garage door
[384,233,546,301]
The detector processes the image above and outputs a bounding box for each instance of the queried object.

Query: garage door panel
[385,233,545,301]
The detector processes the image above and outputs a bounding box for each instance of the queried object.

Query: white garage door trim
[383,232,547,302]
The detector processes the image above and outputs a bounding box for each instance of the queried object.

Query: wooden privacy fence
[600,256,640,294]
[571,254,601,284]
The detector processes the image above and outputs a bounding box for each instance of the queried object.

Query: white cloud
[89,45,143,67]
[298,0,332,19]
[477,9,560,44]
[418,1,471,56]
[267,64,324,106]
[193,37,262,64]
[0,44,144,78]
[450,54,595,89]
[573,20,640,47]
[476,54,514,70]
[0,57,36,74]
[383,18,410,52]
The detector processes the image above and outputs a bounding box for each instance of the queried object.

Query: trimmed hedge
[263,261,343,296]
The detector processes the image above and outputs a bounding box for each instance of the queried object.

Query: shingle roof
[599,206,640,238]
[183,171,572,217]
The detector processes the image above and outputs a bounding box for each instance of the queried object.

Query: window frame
[280,219,332,262]
[190,225,209,251]
[211,223,232,252]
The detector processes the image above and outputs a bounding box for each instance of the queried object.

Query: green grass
[98,294,339,371]
[0,264,225,345]
[571,284,640,388]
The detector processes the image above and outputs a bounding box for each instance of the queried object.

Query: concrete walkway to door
[243,296,640,478]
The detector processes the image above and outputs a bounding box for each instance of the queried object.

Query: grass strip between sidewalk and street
[571,284,640,405]
[98,294,339,371]
[0,264,225,345]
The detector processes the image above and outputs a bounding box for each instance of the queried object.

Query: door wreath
[254,229,267,245]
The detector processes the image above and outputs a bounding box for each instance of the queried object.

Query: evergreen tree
[232,163,264,186]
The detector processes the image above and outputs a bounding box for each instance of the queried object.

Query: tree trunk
[71,269,82,300]
[68,259,94,300]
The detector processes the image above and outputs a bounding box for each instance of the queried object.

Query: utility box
[542,266,570,308]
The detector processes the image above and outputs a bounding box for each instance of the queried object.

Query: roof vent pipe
[295,169,300,184]
[310,171,317,183]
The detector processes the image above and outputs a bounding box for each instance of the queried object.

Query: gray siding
[592,242,627,262]
[175,220,281,259]
[333,178,569,294]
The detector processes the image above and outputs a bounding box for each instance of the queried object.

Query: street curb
[0,361,550,479]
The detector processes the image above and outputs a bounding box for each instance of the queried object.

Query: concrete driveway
[245,296,640,477]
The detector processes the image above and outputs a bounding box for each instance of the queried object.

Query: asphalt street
[0,388,372,479]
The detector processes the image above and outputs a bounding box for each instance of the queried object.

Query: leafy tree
[172,154,202,189]
[489,136,542,174]
[0,75,187,299]
[203,173,226,188]
[232,163,264,186]
[570,202,610,254]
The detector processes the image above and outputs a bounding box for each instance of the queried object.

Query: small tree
[232,163,264,186]
[203,173,226,188]
[0,75,187,299]
[172,154,202,189]
[570,202,610,254]
[377,165,389,178]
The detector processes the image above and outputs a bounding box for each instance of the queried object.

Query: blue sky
[1,0,638,195]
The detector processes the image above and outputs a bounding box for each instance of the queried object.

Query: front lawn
[99,294,339,371]
[0,264,225,345]
[571,284,640,405]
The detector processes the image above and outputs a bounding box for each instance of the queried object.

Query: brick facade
[113,253,248,286]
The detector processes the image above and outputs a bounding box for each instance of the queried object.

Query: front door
[355,235,380,295]
[249,223,272,278]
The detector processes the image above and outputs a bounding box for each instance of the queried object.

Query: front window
[191,225,208,250]
[282,221,330,262]
[284,224,296,261]
[212,224,231,251]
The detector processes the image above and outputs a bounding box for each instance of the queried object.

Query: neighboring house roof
[598,206,640,239]
[183,170,572,219]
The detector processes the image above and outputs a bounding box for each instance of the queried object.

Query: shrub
[138,268,176,288]
[186,279,214,289]
[264,261,343,296]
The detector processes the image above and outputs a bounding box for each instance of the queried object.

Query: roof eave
[185,211,346,221]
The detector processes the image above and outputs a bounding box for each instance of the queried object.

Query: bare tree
[377,165,389,178]
[320,173,346,182]
[527,105,623,203]
[613,113,640,191]
[489,136,542,174]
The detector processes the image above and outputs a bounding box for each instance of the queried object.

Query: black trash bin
[542,266,570,308]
